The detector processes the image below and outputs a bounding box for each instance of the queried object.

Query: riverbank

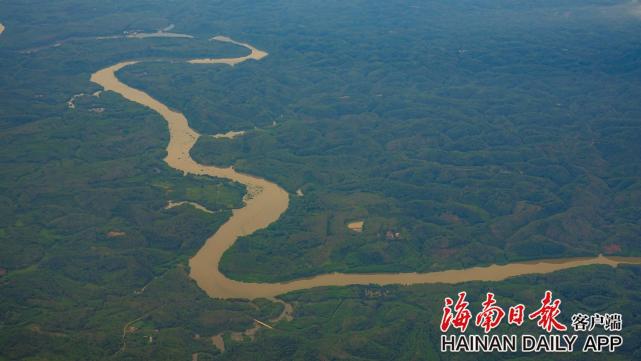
[91,36,641,300]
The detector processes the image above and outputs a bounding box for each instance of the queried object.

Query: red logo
[440,290,568,333]
[475,292,505,333]
[508,304,525,326]
[528,290,567,332]
[441,291,472,332]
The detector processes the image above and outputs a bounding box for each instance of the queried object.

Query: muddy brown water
[90,36,641,300]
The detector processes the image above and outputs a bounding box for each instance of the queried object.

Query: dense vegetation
[0,4,280,359]
[118,0,641,281]
[1,0,641,359]
[221,264,641,361]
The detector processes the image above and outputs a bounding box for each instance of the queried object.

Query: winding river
[90,36,641,300]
